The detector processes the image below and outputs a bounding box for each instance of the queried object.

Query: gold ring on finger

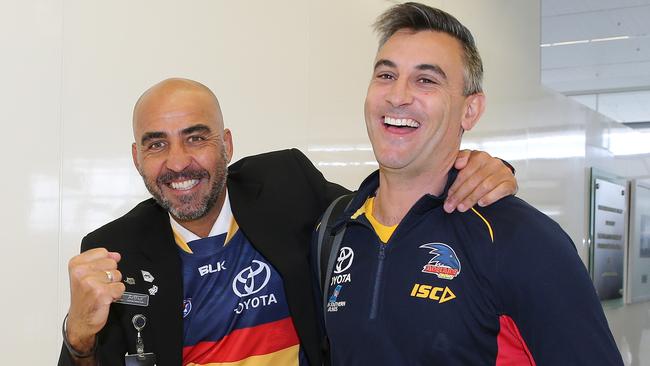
[105,270,114,283]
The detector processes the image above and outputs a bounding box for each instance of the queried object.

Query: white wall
[0,0,63,358]
[1,0,648,363]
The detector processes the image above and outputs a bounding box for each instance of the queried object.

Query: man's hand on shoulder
[66,248,125,360]
[444,150,518,213]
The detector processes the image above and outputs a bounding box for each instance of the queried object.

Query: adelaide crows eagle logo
[419,243,461,280]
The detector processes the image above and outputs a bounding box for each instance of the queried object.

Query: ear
[131,142,141,173]
[460,93,485,132]
[223,128,234,164]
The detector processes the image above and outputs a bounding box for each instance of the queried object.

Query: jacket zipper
[369,242,386,319]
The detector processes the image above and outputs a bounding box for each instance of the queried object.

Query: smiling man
[58,78,517,366]
[317,3,623,365]
[132,83,231,236]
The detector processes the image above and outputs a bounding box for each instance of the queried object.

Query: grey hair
[373,2,483,95]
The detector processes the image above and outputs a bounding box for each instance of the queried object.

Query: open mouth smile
[383,116,421,128]
[168,179,200,191]
[382,116,421,135]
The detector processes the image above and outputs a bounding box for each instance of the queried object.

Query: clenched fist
[66,248,125,356]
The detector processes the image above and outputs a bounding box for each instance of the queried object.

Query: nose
[386,78,413,107]
[165,142,192,172]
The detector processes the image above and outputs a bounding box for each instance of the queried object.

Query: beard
[141,147,228,221]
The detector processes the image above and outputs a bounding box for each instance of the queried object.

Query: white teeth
[170,179,199,190]
[384,116,420,128]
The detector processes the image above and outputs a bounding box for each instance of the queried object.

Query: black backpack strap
[316,194,354,298]
[316,194,354,366]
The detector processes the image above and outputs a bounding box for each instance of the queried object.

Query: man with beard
[59,78,517,365]
[316,3,622,365]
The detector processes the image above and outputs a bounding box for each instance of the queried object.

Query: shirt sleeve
[493,202,623,366]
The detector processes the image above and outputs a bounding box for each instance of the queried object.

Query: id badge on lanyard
[124,314,157,366]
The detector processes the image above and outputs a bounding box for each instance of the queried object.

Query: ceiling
[541,0,650,94]
[541,0,650,125]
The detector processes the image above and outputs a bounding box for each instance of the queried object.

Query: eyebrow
[415,64,447,81]
[181,124,212,135]
[140,131,166,145]
[140,124,212,145]
[374,59,397,70]
[374,59,447,81]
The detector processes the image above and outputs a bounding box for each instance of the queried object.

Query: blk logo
[232,260,271,297]
[334,247,354,274]
[198,261,227,276]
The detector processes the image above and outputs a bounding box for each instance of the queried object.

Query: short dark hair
[373,2,483,95]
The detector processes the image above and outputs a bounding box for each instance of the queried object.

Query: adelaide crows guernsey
[171,192,308,365]
[319,170,622,366]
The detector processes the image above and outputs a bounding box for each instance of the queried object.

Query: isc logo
[410,284,456,304]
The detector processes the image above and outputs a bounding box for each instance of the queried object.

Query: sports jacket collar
[334,168,460,230]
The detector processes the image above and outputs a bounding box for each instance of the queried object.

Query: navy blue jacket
[316,170,622,365]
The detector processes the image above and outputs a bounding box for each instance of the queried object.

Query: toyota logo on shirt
[334,247,354,274]
[232,260,272,297]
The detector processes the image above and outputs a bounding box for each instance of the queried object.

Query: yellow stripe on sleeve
[470,207,494,243]
[186,344,299,366]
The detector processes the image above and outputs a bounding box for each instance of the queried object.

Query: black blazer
[59,149,348,366]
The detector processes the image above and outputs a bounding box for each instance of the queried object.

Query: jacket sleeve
[289,148,351,208]
[57,343,78,366]
[57,320,127,366]
[494,208,623,365]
